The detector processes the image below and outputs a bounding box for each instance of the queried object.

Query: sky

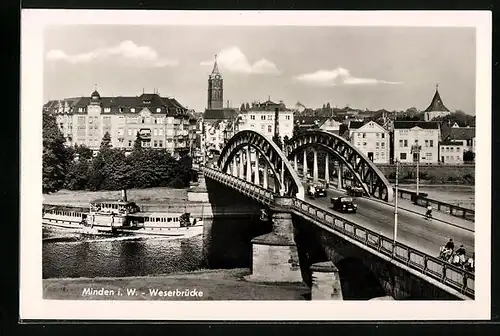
[43,25,476,114]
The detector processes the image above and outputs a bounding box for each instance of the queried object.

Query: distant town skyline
[44,25,476,114]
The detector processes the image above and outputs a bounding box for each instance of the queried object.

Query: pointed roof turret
[210,54,221,77]
[424,84,450,112]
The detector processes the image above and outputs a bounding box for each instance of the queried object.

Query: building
[238,99,294,140]
[424,85,451,121]
[207,56,223,110]
[393,121,441,164]
[294,116,341,135]
[43,89,196,157]
[439,139,466,164]
[443,124,476,153]
[347,120,390,164]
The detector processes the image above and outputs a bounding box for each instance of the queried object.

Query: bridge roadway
[302,183,475,259]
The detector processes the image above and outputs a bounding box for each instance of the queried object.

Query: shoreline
[43,268,310,301]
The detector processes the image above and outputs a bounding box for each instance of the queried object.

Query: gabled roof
[295,116,328,127]
[440,139,465,146]
[203,108,239,120]
[447,127,475,141]
[424,86,450,112]
[393,121,440,129]
[348,121,364,130]
[211,57,221,76]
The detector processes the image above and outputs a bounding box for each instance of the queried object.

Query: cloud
[200,46,280,75]
[293,67,402,86]
[46,40,179,67]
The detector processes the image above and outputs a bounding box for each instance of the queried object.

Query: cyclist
[425,205,433,219]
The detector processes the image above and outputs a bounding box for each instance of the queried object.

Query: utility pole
[393,159,399,254]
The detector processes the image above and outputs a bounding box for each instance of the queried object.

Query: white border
[20,10,491,321]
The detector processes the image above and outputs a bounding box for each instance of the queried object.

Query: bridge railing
[291,198,475,299]
[394,188,475,221]
[201,166,475,299]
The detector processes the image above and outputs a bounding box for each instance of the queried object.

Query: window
[426,153,432,160]
[156,108,161,113]
[286,116,291,120]
[400,153,407,160]
[250,124,255,128]
[78,108,83,112]
[159,129,163,136]
[375,153,379,159]
[159,140,163,147]
[456,147,460,152]
[376,142,379,149]
[261,125,265,130]
[450,147,454,152]
[357,142,360,147]
[153,129,158,136]
[153,140,158,147]
[399,140,404,148]
[267,115,273,120]
[363,142,367,146]
[446,156,449,160]
[425,140,429,147]
[362,133,366,138]
[268,125,272,133]
[381,142,385,148]
[381,133,385,139]
[250,115,255,120]
[404,140,408,147]
[104,108,111,113]
[117,128,124,136]
[381,152,385,158]
[128,129,132,136]
[376,133,379,138]
[89,118,93,124]
[131,108,135,113]
[261,115,266,120]
[457,155,460,160]
[429,140,433,147]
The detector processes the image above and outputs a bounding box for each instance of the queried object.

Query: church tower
[207,55,223,110]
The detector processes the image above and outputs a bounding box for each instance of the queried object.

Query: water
[43,215,269,279]
[398,183,475,209]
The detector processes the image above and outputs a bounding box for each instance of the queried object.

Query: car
[346,186,364,197]
[331,196,357,213]
[307,183,327,197]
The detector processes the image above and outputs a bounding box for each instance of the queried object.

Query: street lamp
[393,158,399,255]
[411,140,422,196]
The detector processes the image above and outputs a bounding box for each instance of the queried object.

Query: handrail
[393,188,475,221]
[201,166,475,299]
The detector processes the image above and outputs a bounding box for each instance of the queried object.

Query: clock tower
[207,55,223,110]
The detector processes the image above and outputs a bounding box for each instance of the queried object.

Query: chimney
[121,189,128,202]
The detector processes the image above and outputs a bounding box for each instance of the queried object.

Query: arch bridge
[284,130,393,202]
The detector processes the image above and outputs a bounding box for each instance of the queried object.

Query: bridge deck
[305,184,475,259]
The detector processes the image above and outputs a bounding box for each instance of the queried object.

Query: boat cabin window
[167,218,172,222]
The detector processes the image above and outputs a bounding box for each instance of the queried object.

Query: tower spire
[211,54,220,75]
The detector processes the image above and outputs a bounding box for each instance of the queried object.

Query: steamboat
[42,190,204,238]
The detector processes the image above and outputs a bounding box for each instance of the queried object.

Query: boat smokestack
[121,189,128,202]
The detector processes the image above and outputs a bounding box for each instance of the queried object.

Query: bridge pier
[187,172,209,202]
[310,261,343,300]
[303,150,308,180]
[245,196,302,283]
[325,153,330,186]
[337,163,343,189]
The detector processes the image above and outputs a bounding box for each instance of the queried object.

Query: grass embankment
[379,164,475,185]
[43,268,309,301]
[43,187,189,208]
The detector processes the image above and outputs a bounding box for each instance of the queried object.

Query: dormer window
[130,108,135,113]
[104,108,111,113]
[119,107,124,113]
[156,108,161,113]
[78,108,83,112]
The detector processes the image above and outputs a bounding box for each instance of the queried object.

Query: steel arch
[218,130,305,200]
[285,130,393,202]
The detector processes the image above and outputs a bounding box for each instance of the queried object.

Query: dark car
[331,196,357,213]
[307,183,327,197]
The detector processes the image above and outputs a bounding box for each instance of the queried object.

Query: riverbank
[43,268,309,300]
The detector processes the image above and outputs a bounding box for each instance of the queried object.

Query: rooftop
[423,86,450,113]
[393,121,440,130]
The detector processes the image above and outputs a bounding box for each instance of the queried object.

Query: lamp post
[411,141,422,196]
[393,159,399,255]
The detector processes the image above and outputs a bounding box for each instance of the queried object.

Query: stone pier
[245,196,302,283]
[310,261,343,300]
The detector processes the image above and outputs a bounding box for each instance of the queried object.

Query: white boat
[42,190,204,238]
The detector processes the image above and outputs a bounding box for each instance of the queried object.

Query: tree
[245,102,250,110]
[133,132,142,151]
[74,144,93,161]
[463,150,475,163]
[240,103,245,111]
[283,135,290,144]
[100,131,112,151]
[43,112,70,193]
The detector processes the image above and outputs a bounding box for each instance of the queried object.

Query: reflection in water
[43,215,271,279]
